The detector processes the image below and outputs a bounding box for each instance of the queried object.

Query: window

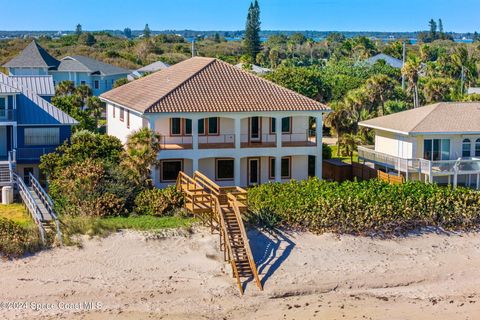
[462,138,471,157]
[80,80,86,85]
[0,97,5,118]
[216,158,234,180]
[423,139,450,161]
[269,157,291,179]
[24,127,60,146]
[126,110,130,128]
[184,119,192,135]
[160,160,183,182]
[270,117,291,134]
[170,118,182,135]
[476,139,480,157]
[308,155,316,177]
[119,108,124,122]
[208,117,219,135]
[198,119,205,135]
[94,80,99,89]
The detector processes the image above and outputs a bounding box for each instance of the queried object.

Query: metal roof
[137,61,170,73]
[366,53,403,69]
[0,73,77,125]
[3,40,60,69]
[10,75,55,96]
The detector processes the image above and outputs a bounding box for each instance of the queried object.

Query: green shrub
[0,218,42,258]
[134,186,184,216]
[247,178,480,234]
[323,143,332,160]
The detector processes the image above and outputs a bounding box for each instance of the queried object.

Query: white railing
[358,146,480,177]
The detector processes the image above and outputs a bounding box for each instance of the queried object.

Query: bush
[323,143,332,160]
[247,178,480,234]
[134,186,184,216]
[0,218,42,258]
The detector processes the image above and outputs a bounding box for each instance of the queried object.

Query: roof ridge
[144,57,216,112]
[217,58,329,109]
[410,103,442,132]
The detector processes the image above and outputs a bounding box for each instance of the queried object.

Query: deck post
[275,116,282,149]
[234,157,241,186]
[476,174,479,190]
[315,115,323,179]
[453,172,458,188]
[275,156,282,183]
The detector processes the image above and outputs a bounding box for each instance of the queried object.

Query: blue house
[0,72,77,185]
[3,41,130,96]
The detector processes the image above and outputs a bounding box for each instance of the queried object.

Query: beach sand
[1,228,479,319]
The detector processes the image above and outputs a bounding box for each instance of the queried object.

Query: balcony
[0,109,16,122]
[358,145,480,177]
[16,147,57,162]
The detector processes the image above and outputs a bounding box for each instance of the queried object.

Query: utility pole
[401,41,406,91]
[460,66,465,96]
[191,39,195,57]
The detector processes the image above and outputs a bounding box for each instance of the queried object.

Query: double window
[160,159,183,182]
[475,139,480,157]
[462,139,471,157]
[24,127,60,146]
[270,117,291,134]
[170,117,219,136]
[268,157,291,179]
[423,139,450,161]
[215,158,234,180]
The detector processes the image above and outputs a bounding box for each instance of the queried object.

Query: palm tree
[86,96,103,129]
[306,38,315,64]
[451,46,478,94]
[339,133,363,163]
[122,128,162,187]
[364,75,396,115]
[75,84,92,105]
[324,102,357,156]
[56,80,75,96]
[402,57,421,108]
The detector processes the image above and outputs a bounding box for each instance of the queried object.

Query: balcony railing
[358,145,480,177]
[282,130,317,147]
[0,109,16,121]
[16,147,57,162]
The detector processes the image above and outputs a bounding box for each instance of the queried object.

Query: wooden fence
[323,161,404,184]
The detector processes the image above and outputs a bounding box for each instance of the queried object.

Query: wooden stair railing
[177,171,262,294]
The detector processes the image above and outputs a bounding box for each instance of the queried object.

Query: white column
[275,156,282,182]
[13,123,17,149]
[234,117,241,149]
[234,157,241,186]
[192,158,198,175]
[315,115,323,179]
[275,116,282,148]
[192,118,198,150]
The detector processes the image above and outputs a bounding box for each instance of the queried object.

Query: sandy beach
[1,227,480,320]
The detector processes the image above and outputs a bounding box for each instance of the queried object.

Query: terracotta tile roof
[359,102,480,135]
[100,57,329,113]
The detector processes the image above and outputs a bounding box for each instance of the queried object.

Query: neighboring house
[365,53,403,69]
[3,40,130,96]
[235,63,271,75]
[127,61,170,81]
[358,102,480,188]
[101,57,329,188]
[0,73,77,185]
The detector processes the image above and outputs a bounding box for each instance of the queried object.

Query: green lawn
[330,145,358,164]
[0,204,35,227]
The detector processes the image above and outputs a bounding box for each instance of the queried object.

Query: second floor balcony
[0,109,16,122]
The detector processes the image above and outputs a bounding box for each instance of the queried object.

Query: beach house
[0,72,77,186]
[358,102,480,188]
[100,57,330,188]
[3,40,130,96]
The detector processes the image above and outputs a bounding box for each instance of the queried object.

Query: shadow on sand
[246,228,296,291]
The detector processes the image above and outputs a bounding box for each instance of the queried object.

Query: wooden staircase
[177,171,262,294]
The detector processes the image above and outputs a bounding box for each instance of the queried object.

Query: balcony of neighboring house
[358,145,480,188]
[0,108,16,122]
[156,115,319,150]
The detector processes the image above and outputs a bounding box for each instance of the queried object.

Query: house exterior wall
[106,103,147,144]
[8,67,49,76]
[49,72,127,96]
[374,130,414,159]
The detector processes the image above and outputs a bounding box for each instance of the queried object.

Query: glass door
[248,158,260,185]
[249,117,261,142]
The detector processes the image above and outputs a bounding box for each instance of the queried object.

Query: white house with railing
[358,102,480,188]
[101,57,330,188]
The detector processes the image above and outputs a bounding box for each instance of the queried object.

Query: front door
[0,127,6,157]
[249,117,261,142]
[23,167,34,186]
[248,158,260,186]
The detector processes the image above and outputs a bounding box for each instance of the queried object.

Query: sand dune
[1,228,479,319]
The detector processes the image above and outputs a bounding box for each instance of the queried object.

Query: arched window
[476,139,480,157]
[462,138,471,157]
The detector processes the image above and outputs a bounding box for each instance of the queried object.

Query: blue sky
[1,0,479,32]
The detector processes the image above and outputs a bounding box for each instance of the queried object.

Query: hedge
[247,178,480,234]
[0,218,42,258]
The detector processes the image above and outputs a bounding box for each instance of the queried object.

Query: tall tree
[75,24,82,35]
[243,0,261,63]
[428,19,437,40]
[438,19,444,35]
[402,57,422,108]
[124,27,132,39]
[143,24,151,38]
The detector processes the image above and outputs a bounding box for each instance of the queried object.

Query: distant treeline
[0,30,477,40]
